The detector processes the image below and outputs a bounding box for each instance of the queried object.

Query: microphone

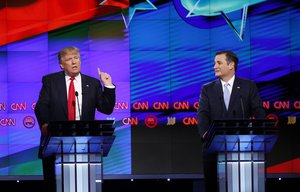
[75,91,81,120]
[240,95,245,119]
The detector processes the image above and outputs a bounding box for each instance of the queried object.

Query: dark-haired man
[197,50,265,191]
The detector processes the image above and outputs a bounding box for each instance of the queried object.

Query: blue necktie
[223,83,230,110]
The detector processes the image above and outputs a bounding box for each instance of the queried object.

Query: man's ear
[59,64,64,69]
[229,62,234,70]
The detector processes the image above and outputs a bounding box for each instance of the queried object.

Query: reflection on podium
[206,119,278,192]
[42,120,115,192]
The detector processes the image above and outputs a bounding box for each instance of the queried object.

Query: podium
[205,119,278,192]
[42,120,115,192]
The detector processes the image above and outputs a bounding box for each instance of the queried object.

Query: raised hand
[98,68,113,86]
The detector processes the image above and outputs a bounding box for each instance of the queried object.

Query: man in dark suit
[34,46,115,192]
[197,50,265,192]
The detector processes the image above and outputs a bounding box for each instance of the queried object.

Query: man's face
[214,53,234,80]
[60,51,81,77]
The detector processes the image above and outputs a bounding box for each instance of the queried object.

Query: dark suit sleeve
[95,81,116,115]
[249,81,266,119]
[34,75,50,127]
[197,85,211,141]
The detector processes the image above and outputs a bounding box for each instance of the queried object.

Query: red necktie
[68,77,76,120]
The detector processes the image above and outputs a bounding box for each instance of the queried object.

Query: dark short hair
[216,50,238,71]
[58,46,80,63]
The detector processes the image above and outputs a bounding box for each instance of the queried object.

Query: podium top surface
[42,120,116,157]
[48,120,115,136]
[48,120,114,128]
[210,119,276,129]
[207,119,278,137]
[205,119,279,153]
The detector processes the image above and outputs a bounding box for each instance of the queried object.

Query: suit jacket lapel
[57,72,68,117]
[228,77,241,113]
[81,74,90,119]
[215,80,226,112]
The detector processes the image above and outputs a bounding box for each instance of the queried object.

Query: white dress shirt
[221,75,235,95]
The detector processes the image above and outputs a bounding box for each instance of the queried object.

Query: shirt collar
[221,75,235,87]
[65,73,81,81]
